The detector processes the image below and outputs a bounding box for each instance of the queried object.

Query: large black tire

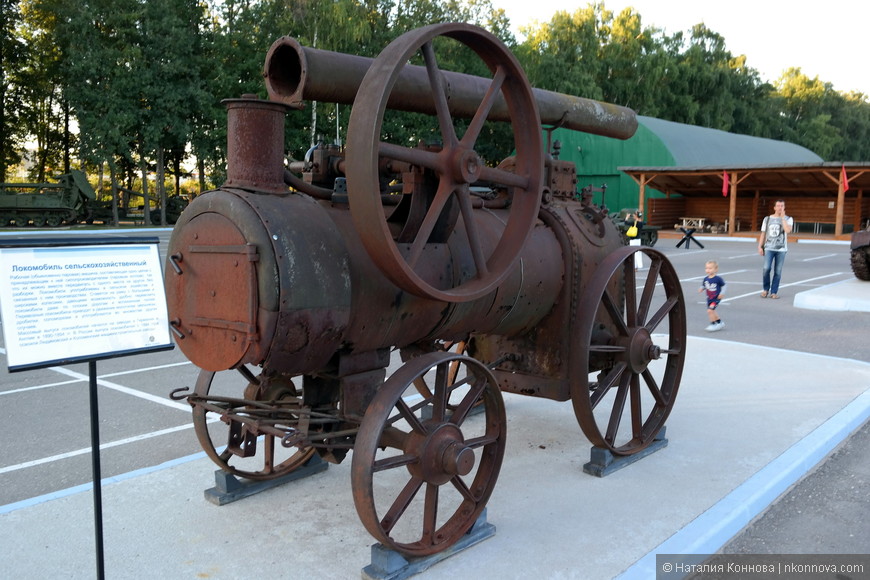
[851,248,870,280]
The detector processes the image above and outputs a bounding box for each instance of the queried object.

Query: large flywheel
[345,22,543,303]
[572,246,686,455]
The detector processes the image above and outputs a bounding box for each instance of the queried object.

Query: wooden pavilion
[619,162,870,239]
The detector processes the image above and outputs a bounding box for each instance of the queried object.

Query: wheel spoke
[412,376,433,398]
[623,260,638,327]
[636,258,663,325]
[421,42,458,148]
[450,474,476,502]
[641,367,668,406]
[589,345,627,353]
[457,184,489,279]
[432,363,449,422]
[407,180,455,269]
[478,164,530,189]
[396,397,428,435]
[448,373,486,425]
[605,372,631,444]
[236,365,259,385]
[601,289,630,337]
[381,475,424,534]
[379,141,441,171]
[645,295,680,333]
[263,434,275,473]
[422,483,439,544]
[463,434,498,449]
[629,374,643,438]
[591,361,627,410]
[373,451,418,472]
[460,66,506,147]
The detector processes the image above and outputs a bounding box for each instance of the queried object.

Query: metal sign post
[0,237,174,579]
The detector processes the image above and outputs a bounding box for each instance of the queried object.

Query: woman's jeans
[762,250,786,294]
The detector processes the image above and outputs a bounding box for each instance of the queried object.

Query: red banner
[722,171,729,196]
[842,164,850,192]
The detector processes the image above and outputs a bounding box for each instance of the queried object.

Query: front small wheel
[351,351,506,556]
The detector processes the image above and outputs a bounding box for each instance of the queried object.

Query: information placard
[0,238,173,371]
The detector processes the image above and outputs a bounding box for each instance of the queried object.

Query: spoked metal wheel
[351,351,506,556]
[346,22,543,302]
[572,246,686,455]
[400,339,468,399]
[192,366,315,480]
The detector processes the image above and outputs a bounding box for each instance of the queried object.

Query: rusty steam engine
[165,23,686,556]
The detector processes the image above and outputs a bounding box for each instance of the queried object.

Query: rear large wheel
[851,247,870,280]
[572,246,686,455]
[191,366,316,480]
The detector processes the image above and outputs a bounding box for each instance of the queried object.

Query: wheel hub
[452,148,483,183]
[406,422,475,485]
[627,327,659,373]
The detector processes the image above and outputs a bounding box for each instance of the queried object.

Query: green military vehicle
[611,208,660,247]
[0,170,96,227]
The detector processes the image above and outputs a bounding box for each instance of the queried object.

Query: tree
[18,0,75,182]
[61,0,144,224]
[137,0,208,224]
[518,6,605,101]
[0,0,28,181]
[775,68,842,158]
[598,7,669,114]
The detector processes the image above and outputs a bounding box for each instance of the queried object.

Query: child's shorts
[707,298,721,310]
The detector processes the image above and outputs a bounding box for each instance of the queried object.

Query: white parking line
[1,378,84,396]
[682,269,747,282]
[719,272,846,302]
[802,253,840,262]
[50,366,192,412]
[0,361,193,396]
[0,423,195,476]
[100,361,191,378]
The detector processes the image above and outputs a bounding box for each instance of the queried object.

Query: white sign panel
[0,241,172,371]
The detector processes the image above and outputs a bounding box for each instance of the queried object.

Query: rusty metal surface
[165,210,262,371]
[163,22,686,559]
[189,367,317,480]
[223,96,290,194]
[345,23,544,302]
[350,351,506,556]
[264,30,638,140]
[571,246,686,454]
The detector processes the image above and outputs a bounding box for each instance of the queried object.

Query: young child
[698,260,726,331]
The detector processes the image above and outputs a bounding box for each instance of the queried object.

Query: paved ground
[723,419,870,555]
[0,228,867,579]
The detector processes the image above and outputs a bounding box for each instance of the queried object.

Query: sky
[491,0,869,97]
